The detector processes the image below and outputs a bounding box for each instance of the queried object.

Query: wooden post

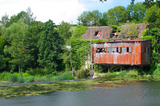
[120,66,122,72]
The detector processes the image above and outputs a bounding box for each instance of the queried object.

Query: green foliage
[5,8,35,27]
[104,72,117,77]
[99,12,108,26]
[0,72,11,81]
[3,19,31,76]
[25,21,44,68]
[24,76,35,82]
[107,6,127,25]
[0,36,7,71]
[121,23,138,38]
[70,25,90,70]
[91,39,105,43]
[75,68,90,79]
[143,5,160,24]
[18,77,24,83]
[10,75,18,83]
[37,20,64,70]
[78,10,102,26]
[153,63,160,75]
[126,2,146,23]
[71,38,90,70]
[72,25,87,38]
[127,70,138,78]
[118,70,127,76]
[94,64,108,73]
[57,21,72,45]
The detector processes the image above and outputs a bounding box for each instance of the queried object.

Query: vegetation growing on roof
[120,23,138,38]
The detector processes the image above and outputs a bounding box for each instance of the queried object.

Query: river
[0,81,160,106]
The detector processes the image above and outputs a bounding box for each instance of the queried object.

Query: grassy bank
[0,71,74,84]
[0,69,160,98]
[95,69,160,81]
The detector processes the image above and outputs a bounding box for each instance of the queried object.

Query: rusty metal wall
[91,40,151,65]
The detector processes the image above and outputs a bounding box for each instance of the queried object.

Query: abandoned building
[82,23,151,72]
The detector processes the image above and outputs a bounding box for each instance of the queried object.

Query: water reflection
[0,81,160,106]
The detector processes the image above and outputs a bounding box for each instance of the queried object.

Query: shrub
[53,71,75,81]
[0,72,11,81]
[127,70,138,78]
[10,75,18,83]
[75,68,90,79]
[27,68,55,76]
[104,72,117,77]
[24,76,35,82]
[118,70,127,76]
[153,63,160,76]
[18,77,24,83]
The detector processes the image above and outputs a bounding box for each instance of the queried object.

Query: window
[122,47,127,53]
[111,48,117,53]
[127,47,132,53]
[107,48,110,53]
[96,48,106,53]
[94,31,100,36]
[129,47,132,53]
[117,47,121,53]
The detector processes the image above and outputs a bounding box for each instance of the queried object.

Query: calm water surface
[0,81,160,106]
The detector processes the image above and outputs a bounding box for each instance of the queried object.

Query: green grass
[0,71,75,84]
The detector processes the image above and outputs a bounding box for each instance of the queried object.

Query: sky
[0,0,144,25]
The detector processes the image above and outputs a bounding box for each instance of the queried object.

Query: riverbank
[0,69,160,98]
[0,75,159,99]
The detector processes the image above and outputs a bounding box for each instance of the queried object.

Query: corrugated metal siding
[92,40,151,65]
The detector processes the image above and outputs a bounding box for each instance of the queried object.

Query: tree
[78,10,102,26]
[72,25,88,38]
[3,19,30,76]
[25,21,44,68]
[37,20,64,71]
[0,36,6,71]
[127,2,146,23]
[0,13,9,26]
[57,21,72,45]
[143,5,160,65]
[5,7,36,27]
[70,25,90,70]
[57,21,72,71]
[99,12,108,26]
[71,38,90,70]
[107,6,127,25]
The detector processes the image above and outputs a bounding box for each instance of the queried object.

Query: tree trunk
[19,62,23,77]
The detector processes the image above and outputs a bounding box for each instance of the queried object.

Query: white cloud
[0,0,86,24]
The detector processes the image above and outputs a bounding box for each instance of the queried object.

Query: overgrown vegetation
[0,0,159,82]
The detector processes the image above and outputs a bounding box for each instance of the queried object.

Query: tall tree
[78,10,102,26]
[99,12,108,26]
[143,5,160,65]
[5,8,36,27]
[127,2,146,23]
[0,36,6,71]
[25,21,44,68]
[3,19,30,76]
[107,6,127,25]
[37,20,64,71]
[57,21,72,45]
[70,25,89,70]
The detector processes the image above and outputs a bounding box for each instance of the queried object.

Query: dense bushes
[0,71,75,83]
[75,68,90,79]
